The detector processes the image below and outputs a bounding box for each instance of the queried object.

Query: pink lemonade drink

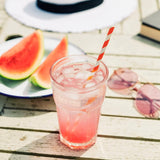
[50,55,109,149]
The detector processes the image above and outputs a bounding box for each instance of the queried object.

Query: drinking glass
[50,55,109,149]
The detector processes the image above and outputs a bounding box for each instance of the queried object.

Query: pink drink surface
[53,62,106,147]
[55,63,105,88]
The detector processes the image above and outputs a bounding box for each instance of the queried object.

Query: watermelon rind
[29,73,51,89]
[30,36,68,89]
[0,30,44,80]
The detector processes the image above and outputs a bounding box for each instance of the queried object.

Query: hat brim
[5,0,137,33]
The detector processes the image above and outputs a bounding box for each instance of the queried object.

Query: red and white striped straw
[92,27,115,72]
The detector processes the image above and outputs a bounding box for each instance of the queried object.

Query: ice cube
[72,64,82,72]
[96,70,103,76]
[56,74,64,83]
[62,66,77,79]
[82,63,91,70]
[54,69,61,78]
[85,81,96,88]
[65,73,75,79]
[68,93,79,100]
[75,70,92,80]
[95,75,104,82]
[62,67,75,75]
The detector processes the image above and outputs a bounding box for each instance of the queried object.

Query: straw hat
[5,0,137,33]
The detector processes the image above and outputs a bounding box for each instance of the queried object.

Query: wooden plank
[0,26,160,58]
[157,0,160,9]
[0,110,59,131]
[121,6,141,35]
[1,96,144,117]
[0,10,7,28]
[140,0,158,18]
[101,98,141,117]
[0,18,65,43]
[4,86,160,114]
[92,54,160,70]
[106,85,160,100]
[3,95,137,116]
[109,67,160,84]
[4,96,55,111]
[68,34,160,57]
[4,65,160,112]
[0,17,34,43]
[0,152,69,160]
[0,129,160,160]
[0,95,7,115]
[101,23,123,35]
[1,109,160,140]
[0,0,5,10]
[4,88,160,112]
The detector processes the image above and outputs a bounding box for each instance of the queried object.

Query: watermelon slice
[30,36,68,89]
[0,30,44,80]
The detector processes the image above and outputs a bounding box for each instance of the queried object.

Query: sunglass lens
[135,84,160,118]
[108,68,138,95]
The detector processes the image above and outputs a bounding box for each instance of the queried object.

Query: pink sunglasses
[107,68,160,118]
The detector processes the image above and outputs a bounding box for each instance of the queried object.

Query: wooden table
[0,0,160,159]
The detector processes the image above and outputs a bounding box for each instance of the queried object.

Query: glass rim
[50,55,109,93]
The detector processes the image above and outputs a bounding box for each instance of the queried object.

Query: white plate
[0,37,85,98]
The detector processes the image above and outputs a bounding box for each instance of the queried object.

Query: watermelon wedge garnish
[30,36,68,89]
[0,30,44,80]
